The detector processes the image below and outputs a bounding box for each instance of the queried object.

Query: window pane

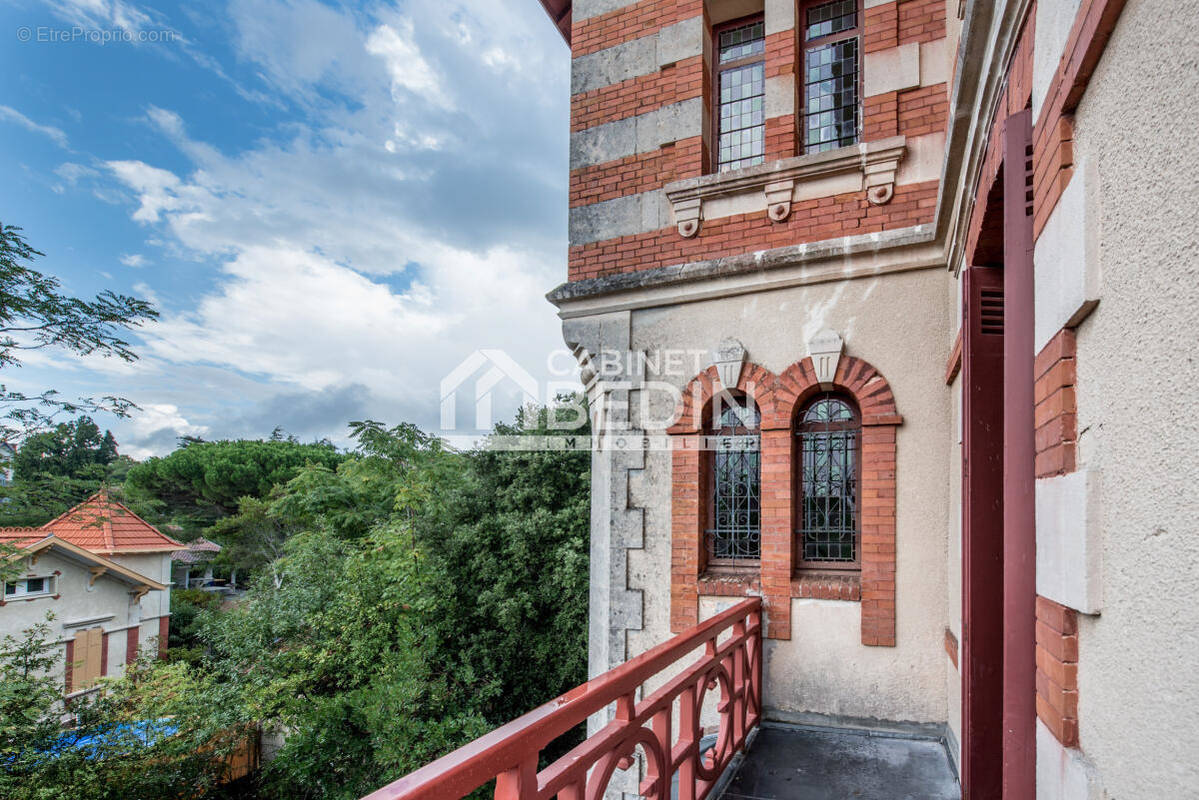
[718,60,766,172]
[3,583,14,595]
[719,19,766,63]
[26,577,45,593]
[798,396,859,563]
[803,37,859,153]
[708,397,761,560]
[805,0,857,41]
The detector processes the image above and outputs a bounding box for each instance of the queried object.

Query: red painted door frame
[961,263,1005,799]
[1001,108,1037,799]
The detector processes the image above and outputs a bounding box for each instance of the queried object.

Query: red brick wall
[1034,328,1077,478]
[567,0,950,283]
[126,624,139,666]
[1036,596,1080,745]
[571,0,694,57]
[1033,0,1128,237]
[571,180,939,281]
[158,616,170,660]
[668,355,900,645]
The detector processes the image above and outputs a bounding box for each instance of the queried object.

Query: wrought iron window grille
[796,394,861,568]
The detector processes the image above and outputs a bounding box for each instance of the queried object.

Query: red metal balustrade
[361,598,762,800]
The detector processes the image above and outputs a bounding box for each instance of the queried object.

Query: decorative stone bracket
[665,136,906,237]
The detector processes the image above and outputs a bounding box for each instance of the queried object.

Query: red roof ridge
[40,490,184,554]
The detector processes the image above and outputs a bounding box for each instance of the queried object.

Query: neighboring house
[171,537,222,589]
[0,491,181,694]
[361,1,1199,799]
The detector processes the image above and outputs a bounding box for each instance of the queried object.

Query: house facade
[539,0,1198,798]
[0,492,180,693]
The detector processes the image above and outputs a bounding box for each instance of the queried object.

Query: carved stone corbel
[808,329,844,389]
[864,151,899,205]
[765,179,795,222]
[711,338,747,390]
[674,197,702,238]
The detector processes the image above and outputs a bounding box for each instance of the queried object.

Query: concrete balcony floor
[717,723,960,800]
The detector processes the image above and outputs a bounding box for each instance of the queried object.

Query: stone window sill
[790,572,861,601]
[698,569,761,597]
[664,136,907,237]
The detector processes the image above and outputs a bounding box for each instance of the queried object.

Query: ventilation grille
[980,289,1004,336]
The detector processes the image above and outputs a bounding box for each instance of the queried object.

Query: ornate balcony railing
[361,598,762,800]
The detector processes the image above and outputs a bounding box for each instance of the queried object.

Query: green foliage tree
[0,223,157,441]
[188,405,591,799]
[124,439,346,530]
[419,403,591,730]
[0,403,591,800]
[0,617,251,800]
[0,416,122,524]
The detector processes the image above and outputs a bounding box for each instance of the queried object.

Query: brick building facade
[540,0,1199,797]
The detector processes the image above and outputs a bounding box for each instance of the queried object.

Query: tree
[0,616,251,800]
[0,416,124,525]
[0,223,158,442]
[187,406,590,799]
[124,439,346,533]
[419,402,591,732]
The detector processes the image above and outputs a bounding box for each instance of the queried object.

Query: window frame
[4,575,55,599]
[794,393,862,572]
[799,0,864,155]
[704,391,762,568]
[711,13,768,174]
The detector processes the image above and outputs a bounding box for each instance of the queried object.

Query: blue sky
[0,0,572,457]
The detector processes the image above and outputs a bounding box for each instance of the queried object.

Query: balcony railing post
[677,683,699,800]
[495,756,538,800]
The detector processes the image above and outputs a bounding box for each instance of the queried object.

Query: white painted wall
[1047,0,1199,796]
[1,550,165,684]
[625,265,952,725]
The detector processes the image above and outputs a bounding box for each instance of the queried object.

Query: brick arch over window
[669,355,901,645]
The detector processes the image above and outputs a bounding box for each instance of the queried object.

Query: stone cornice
[663,137,907,237]
[548,224,940,318]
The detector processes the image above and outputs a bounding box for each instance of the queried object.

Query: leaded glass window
[707,395,761,561]
[797,395,860,567]
[715,18,766,172]
[803,0,860,154]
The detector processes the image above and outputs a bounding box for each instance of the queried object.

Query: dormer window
[714,16,766,172]
[802,0,861,153]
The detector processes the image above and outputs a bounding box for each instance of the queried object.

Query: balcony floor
[717,723,960,800]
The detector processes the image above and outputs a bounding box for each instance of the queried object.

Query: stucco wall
[1065,0,1199,796]
[1,550,163,683]
[110,553,172,620]
[944,269,963,763]
[623,264,952,724]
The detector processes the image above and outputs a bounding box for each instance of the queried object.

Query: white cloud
[88,0,572,440]
[366,20,452,109]
[44,0,154,35]
[0,105,69,148]
[120,253,148,267]
[120,403,208,459]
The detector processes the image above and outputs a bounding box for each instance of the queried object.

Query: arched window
[796,394,860,570]
[707,394,761,562]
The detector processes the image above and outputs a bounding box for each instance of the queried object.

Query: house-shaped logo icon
[439,350,539,431]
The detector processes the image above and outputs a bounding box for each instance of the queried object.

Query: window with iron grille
[796,394,860,569]
[714,16,766,172]
[706,395,761,562]
[802,0,861,154]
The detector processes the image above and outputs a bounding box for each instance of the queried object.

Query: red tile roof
[0,527,41,548]
[39,490,183,555]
